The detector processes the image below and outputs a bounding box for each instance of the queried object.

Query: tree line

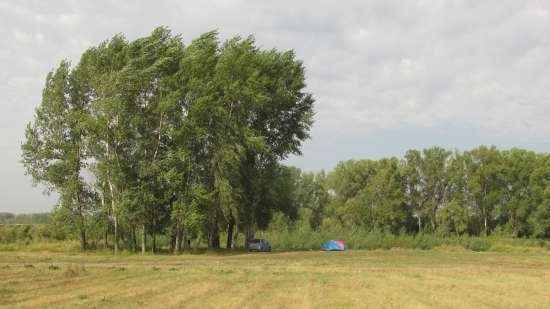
[21,28,550,253]
[0,213,51,225]
[290,146,550,239]
[21,27,314,252]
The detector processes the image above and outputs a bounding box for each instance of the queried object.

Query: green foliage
[19,26,550,254]
[437,201,468,236]
[21,27,314,252]
[260,223,548,252]
[0,224,52,244]
[462,238,491,252]
[0,213,51,224]
[315,146,550,240]
[77,294,88,300]
[21,60,93,251]
[48,264,60,270]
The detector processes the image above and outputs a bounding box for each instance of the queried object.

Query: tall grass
[0,240,81,252]
[2,223,548,253]
[0,224,65,246]
[256,227,550,252]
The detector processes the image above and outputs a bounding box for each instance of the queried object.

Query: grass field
[0,248,549,309]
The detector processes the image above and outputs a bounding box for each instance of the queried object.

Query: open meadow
[1,248,549,309]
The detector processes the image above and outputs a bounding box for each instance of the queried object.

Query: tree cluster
[0,213,51,225]
[21,28,314,252]
[291,146,550,238]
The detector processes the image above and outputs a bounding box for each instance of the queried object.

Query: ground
[0,248,549,309]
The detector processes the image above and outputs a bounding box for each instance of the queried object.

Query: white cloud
[2,0,550,212]
[58,13,79,26]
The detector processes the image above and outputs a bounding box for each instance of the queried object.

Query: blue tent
[322,240,346,251]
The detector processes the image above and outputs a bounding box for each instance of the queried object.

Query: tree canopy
[296,146,550,239]
[22,27,314,252]
[21,28,550,253]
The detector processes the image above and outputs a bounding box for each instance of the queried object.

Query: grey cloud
[1,0,550,212]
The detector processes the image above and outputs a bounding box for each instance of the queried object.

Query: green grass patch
[257,229,550,252]
[77,294,88,300]
[48,264,59,270]
[0,287,16,296]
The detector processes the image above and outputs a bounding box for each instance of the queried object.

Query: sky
[2,0,550,213]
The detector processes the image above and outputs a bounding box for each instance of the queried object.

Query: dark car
[248,239,271,252]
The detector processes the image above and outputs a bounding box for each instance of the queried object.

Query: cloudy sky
[2,0,550,213]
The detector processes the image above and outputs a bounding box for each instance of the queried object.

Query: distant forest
[292,146,550,239]
[18,28,550,253]
[0,212,51,225]
[14,146,550,250]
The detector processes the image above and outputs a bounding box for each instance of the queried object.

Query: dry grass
[0,249,549,309]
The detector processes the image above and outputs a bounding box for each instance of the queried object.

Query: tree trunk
[107,144,118,255]
[151,231,156,254]
[130,226,137,252]
[233,229,239,250]
[430,210,436,232]
[226,215,235,249]
[170,234,175,253]
[113,215,118,254]
[76,196,86,251]
[183,232,191,250]
[417,215,422,234]
[104,228,108,249]
[245,225,254,248]
[101,186,108,249]
[141,224,146,254]
[79,226,86,251]
[178,228,184,252]
[174,233,181,254]
[193,232,202,253]
[75,145,86,252]
[174,225,180,255]
[108,179,118,255]
[210,223,220,249]
[484,215,488,236]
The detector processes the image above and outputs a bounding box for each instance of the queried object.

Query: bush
[257,227,549,253]
[463,238,491,252]
[0,224,53,244]
[48,265,60,271]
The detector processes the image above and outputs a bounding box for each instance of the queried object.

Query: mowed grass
[0,248,549,309]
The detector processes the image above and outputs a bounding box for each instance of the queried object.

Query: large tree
[21,61,92,251]
[24,27,314,252]
[463,146,504,236]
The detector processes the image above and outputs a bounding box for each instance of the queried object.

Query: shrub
[463,238,491,252]
[257,227,550,252]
